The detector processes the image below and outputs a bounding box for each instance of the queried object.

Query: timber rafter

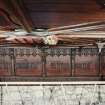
[0,0,33,32]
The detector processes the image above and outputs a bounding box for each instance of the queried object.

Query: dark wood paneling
[100,49,105,76]
[0,46,105,80]
[45,48,71,76]
[25,3,99,12]
[24,0,94,4]
[73,48,99,76]
[24,0,99,12]
[0,48,12,76]
[15,47,42,76]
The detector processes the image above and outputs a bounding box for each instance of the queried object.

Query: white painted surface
[0,85,105,105]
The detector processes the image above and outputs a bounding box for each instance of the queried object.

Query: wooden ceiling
[0,0,105,31]
[0,0,105,46]
[23,0,105,29]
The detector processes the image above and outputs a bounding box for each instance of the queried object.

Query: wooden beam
[0,0,33,32]
[55,31,105,38]
[10,0,33,32]
[48,21,105,32]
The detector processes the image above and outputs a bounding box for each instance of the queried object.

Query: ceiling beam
[0,0,33,32]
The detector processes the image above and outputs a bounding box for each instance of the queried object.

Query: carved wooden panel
[73,48,99,76]
[0,46,105,80]
[0,48,12,76]
[100,49,105,76]
[14,47,42,76]
[45,48,71,76]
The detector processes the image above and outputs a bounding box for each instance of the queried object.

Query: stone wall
[0,85,105,105]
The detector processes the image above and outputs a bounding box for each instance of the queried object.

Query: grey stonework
[0,85,105,105]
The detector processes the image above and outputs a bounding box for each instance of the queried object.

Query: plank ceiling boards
[1,0,105,46]
[23,0,105,29]
[0,0,105,30]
